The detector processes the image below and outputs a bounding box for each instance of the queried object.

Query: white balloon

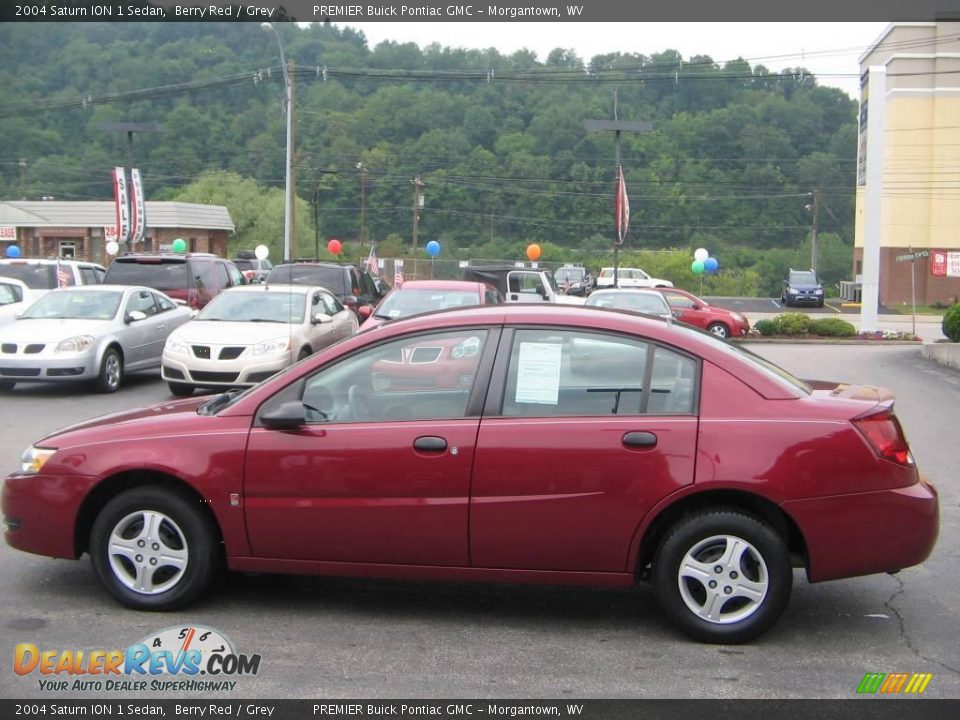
[105,241,119,256]
[254,244,270,260]
[694,247,709,262]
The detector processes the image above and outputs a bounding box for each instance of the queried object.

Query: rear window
[233,259,254,271]
[268,266,348,294]
[0,263,58,289]
[105,259,189,291]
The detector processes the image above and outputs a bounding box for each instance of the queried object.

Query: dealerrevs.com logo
[14,625,261,693]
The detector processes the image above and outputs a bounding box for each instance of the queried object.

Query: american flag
[366,246,379,276]
[393,260,403,287]
[56,259,70,288]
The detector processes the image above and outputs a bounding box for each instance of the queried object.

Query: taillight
[853,409,914,466]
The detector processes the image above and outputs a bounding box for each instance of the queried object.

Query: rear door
[470,327,700,572]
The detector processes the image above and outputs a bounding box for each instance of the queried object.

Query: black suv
[104,253,246,310]
[554,265,594,297]
[265,261,387,318]
[781,269,824,308]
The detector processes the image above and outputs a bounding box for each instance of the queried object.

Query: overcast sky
[330,22,891,99]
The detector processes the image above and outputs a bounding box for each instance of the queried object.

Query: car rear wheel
[706,322,730,339]
[94,348,123,393]
[653,510,792,644]
[90,487,220,611]
[168,382,194,397]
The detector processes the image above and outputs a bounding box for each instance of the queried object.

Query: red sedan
[654,287,751,339]
[3,305,937,643]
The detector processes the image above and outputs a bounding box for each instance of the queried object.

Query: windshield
[268,266,348,294]
[789,271,818,285]
[105,260,188,291]
[375,288,480,319]
[198,291,306,323]
[586,292,670,315]
[22,290,121,320]
[555,268,585,283]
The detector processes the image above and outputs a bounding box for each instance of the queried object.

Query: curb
[735,338,923,346]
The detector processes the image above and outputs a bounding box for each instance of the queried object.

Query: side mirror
[125,310,147,324]
[260,401,306,430]
[358,305,373,319]
[672,309,683,318]
[312,312,333,324]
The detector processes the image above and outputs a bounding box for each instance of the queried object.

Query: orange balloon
[526,244,541,261]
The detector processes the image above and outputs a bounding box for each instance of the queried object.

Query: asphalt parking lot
[0,344,958,699]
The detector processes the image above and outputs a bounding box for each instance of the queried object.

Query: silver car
[0,285,192,393]
[585,288,674,319]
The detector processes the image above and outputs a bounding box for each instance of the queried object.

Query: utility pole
[313,187,320,260]
[18,158,26,200]
[411,175,424,252]
[809,188,821,274]
[288,58,297,260]
[357,162,367,257]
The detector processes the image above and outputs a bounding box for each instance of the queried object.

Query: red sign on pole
[615,164,629,245]
[930,250,948,277]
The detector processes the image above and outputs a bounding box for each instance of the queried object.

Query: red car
[361,279,502,330]
[3,305,937,643]
[654,288,750,339]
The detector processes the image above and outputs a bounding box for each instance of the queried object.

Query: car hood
[554,295,587,306]
[171,320,299,345]
[0,318,114,343]
[35,396,212,447]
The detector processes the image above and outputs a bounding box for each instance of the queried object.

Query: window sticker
[515,342,562,405]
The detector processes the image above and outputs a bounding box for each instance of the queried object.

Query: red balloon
[526,244,542,261]
[327,239,342,255]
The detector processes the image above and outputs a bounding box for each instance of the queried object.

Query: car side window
[664,292,696,309]
[320,292,341,316]
[500,330,698,417]
[126,290,158,317]
[80,267,99,285]
[154,293,176,313]
[298,329,489,424]
[226,263,245,287]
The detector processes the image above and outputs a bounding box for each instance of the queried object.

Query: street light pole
[262,22,294,262]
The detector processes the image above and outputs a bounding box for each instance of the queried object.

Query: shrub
[777,312,812,336]
[943,304,960,343]
[753,319,780,336]
[809,317,856,337]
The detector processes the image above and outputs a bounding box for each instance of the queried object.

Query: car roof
[220,283,316,295]
[589,288,662,296]
[47,284,152,293]
[0,257,104,269]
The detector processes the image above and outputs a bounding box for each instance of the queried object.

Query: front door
[243,327,496,566]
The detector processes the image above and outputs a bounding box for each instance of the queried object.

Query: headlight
[56,335,94,353]
[21,446,56,475]
[787,286,797,293]
[165,335,188,355]
[251,338,290,356]
[815,288,824,294]
[733,313,746,322]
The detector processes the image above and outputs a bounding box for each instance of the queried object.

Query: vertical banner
[130,168,147,245]
[113,167,131,245]
[615,164,630,245]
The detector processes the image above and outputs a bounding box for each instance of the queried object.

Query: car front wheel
[90,487,221,611]
[94,348,123,393]
[653,510,792,644]
[706,322,730,339]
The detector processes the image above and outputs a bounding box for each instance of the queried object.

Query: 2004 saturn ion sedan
[2,304,938,643]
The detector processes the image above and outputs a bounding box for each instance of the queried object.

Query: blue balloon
[425,240,441,257]
[704,257,719,274]
[5,245,21,258]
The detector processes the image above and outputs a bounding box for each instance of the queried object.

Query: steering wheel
[347,384,373,421]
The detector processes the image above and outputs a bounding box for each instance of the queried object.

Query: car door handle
[622,431,657,448]
[414,436,447,452]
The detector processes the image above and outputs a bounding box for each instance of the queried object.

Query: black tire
[653,510,792,644]
[0,380,15,391]
[93,348,123,393]
[168,382,194,397]
[89,487,221,611]
[706,322,730,339]
[297,346,312,361]
[817,300,824,308]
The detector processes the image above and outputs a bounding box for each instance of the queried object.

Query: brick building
[0,201,235,266]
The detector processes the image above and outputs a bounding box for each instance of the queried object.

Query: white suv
[595,267,673,289]
[0,257,106,304]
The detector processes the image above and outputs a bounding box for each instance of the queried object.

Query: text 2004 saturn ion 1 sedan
[2,305,938,643]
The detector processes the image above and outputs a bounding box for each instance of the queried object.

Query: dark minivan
[265,261,386,319]
[103,253,245,310]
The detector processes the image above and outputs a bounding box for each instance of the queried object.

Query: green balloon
[691,259,705,274]
[171,238,187,253]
